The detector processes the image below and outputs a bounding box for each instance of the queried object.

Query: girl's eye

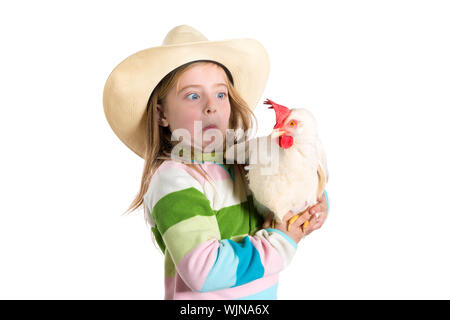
[217,92,227,99]
[187,93,199,100]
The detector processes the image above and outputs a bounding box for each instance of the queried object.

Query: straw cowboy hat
[103,25,270,158]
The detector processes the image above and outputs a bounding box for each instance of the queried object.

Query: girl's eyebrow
[177,83,227,94]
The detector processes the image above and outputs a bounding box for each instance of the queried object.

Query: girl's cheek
[183,112,202,134]
[222,105,231,128]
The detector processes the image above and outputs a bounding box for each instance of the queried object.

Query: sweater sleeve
[145,164,297,292]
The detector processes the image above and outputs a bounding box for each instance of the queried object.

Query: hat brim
[103,38,270,158]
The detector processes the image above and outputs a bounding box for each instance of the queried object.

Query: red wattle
[278,135,293,149]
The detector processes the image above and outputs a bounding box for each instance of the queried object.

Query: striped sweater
[143,159,298,300]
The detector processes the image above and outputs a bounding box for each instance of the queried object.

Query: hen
[225,98,329,230]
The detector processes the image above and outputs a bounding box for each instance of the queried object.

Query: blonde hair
[126,60,257,218]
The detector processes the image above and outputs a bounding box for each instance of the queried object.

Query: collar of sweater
[191,150,225,164]
[167,147,228,165]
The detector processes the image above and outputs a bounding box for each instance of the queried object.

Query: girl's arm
[145,167,297,293]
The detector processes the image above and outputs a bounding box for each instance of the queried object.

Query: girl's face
[157,63,231,151]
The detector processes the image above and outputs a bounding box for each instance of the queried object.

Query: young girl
[103,25,328,300]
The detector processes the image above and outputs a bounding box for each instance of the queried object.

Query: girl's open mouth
[202,125,217,131]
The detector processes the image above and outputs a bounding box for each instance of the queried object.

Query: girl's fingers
[310,196,326,214]
[309,205,320,215]
[320,193,328,213]
[290,211,311,228]
[262,212,275,228]
[311,211,326,230]
[282,210,297,223]
[304,214,319,235]
[317,192,326,203]
[304,225,313,236]
[304,209,327,235]
[310,205,327,219]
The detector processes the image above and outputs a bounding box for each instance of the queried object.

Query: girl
[103,25,328,300]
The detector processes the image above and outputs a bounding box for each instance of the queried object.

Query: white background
[1,0,449,299]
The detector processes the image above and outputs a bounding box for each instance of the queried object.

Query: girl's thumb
[262,212,274,229]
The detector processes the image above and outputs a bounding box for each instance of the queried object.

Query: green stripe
[163,215,221,265]
[164,249,177,278]
[153,187,215,235]
[247,195,264,235]
[151,226,165,253]
[216,196,263,239]
[153,187,263,263]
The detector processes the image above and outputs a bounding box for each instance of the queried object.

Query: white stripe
[254,229,297,268]
[144,166,204,211]
[203,170,247,210]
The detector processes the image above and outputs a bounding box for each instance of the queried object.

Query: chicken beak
[271,128,287,139]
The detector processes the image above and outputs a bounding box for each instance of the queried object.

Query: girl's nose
[205,105,216,114]
[204,98,217,114]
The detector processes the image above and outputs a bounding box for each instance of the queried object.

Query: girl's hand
[262,210,311,244]
[304,192,328,236]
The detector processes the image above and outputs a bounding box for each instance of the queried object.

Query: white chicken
[225,98,329,230]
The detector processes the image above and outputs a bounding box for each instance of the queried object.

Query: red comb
[263,99,291,129]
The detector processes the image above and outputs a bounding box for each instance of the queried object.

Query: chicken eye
[289,120,297,127]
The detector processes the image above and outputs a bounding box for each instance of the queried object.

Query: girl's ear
[156,104,169,127]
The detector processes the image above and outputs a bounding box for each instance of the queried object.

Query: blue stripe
[201,240,238,292]
[237,283,278,300]
[324,189,329,216]
[265,228,297,249]
[227,236,265,287]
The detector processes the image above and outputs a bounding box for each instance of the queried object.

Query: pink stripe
[164,276,175,300]
[165,273,279,300]
[154,160,230,185]
[176,239,219,292]
[248,236,284,276]
[201,162,231,181]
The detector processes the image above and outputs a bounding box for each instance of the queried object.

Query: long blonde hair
[126,60,257,216]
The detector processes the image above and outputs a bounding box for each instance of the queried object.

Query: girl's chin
[196,133,223,151]
[201,142,223,152]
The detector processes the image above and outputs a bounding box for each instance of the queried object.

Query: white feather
[227,107,328,222]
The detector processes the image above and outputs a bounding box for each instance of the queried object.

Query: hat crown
[162,25,208,46]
